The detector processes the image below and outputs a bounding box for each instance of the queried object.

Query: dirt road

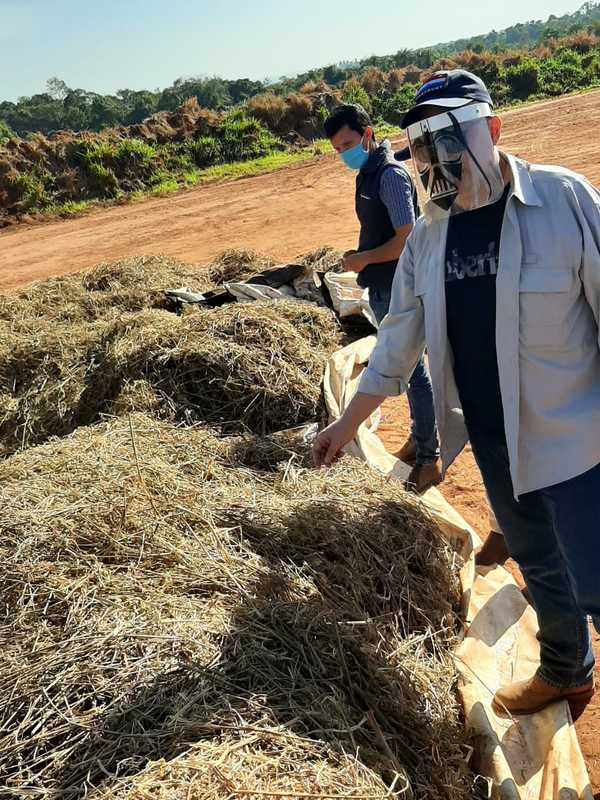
[2,90,600,292]
[1,89,599,792]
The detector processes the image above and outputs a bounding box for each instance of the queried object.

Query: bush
[85,161,120,197]
[0,121,14,144]
[501,51,523,68]
[555,31,598,54]
[299,80,328,94]
[538,51,585,94]
[3,32,600,222]
[113,138,157,178]
[6,170,50,212]
[341,80,372,113]
[376,84,418,125]
[454,50,501,84]
[65,139,114,169]
[505,59,540,99]
[583,54,600,82]
[387,69,404,92]
[247,92,314,136]
[64,140,121,197]
[283,92,313,131]
[403,64,423,84]
[219,110,282,163]
[360,67,386,95]
[488,81,513,106]
[186,136,222,167]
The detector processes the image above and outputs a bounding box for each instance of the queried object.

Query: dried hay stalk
[0,248,338,326]
[206,249,276,286]
[0,414,471,800]
[0,285,341,455]
[96,733,395,799]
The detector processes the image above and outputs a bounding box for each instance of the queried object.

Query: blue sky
[0,0,581,101]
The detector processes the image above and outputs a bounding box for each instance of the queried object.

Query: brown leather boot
[405,461,443,495]
[475,531,510,567]
[396,436,417,466]
[492,673,594,722]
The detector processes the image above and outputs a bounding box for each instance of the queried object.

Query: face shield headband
[407,102,504,219]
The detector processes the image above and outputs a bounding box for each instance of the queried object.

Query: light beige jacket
[358,154,600,496]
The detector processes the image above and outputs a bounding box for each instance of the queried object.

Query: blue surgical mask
[340,139,369,170]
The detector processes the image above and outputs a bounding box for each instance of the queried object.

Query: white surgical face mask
[407,103,505,221]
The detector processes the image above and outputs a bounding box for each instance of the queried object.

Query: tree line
[1,2,599,139]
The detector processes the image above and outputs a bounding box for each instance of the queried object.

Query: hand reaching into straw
[312,392,385,467]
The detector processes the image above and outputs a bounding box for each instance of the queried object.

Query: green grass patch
[150,178,180,196]
[57,200,92,217]
[191,147,321,184]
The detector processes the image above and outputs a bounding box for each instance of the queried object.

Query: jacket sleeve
[357,230,427,396]
[573,176,600,343]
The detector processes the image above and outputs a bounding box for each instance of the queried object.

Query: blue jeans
[369,288,439,465]
[468,425,600,688]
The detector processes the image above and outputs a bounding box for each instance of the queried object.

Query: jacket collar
[503,152,543,208]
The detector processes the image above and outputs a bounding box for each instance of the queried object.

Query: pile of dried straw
[0,248,472,799]
[0,248,341,326]
[0,251,342,455]
[0,413,471,799]
[0,251,255,325]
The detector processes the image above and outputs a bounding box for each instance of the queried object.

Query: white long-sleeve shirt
[358,154,600,497]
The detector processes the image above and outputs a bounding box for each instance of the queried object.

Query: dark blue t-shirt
[445,187,510,437]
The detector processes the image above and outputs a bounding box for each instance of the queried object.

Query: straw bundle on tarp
[0,299,340,455]
[0,248,340,326]
[0,253,219,325]
[206,248,276,286]
[0,414,471,800]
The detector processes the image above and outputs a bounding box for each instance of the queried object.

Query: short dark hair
[324,104,372,139]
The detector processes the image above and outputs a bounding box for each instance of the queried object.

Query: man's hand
[312,418,358,468]
[342,250,368,273]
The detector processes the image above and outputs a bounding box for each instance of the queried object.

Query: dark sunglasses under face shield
[411,113,494,201]
[412,128,464,176]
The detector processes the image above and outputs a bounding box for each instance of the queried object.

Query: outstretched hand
[312,418,357,468]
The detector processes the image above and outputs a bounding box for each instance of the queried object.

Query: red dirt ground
[1,89,599,792]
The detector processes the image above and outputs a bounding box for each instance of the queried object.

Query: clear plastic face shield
[407,102,505,221]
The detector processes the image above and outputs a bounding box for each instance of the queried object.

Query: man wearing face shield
[314,69,600,720]
[324,104,441,494]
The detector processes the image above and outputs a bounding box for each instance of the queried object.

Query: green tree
[196,77,232,110]
[124,91,159,124]
[323,64,346,85]
[228,78,264,104]
[46,77,69,100]
[90,95,126,129]
[0,119,14,143]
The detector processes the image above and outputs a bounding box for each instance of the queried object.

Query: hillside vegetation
[2,29,600,225]
[1,2,599,139]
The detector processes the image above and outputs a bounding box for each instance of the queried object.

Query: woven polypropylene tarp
[323,336,593,800]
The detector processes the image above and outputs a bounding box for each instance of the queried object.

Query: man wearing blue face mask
[324,104,441,493]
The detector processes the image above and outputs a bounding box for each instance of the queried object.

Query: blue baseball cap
[401,69,493,130]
